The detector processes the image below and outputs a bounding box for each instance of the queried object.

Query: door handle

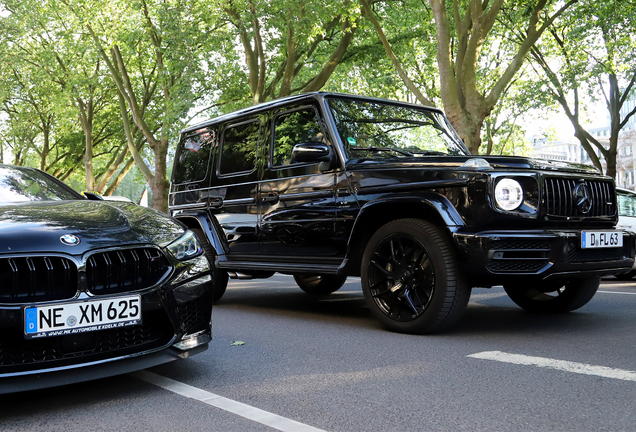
[261,192,279,204]
[209,198,223,208]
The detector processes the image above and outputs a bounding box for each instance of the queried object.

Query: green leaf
[230,341,245,346]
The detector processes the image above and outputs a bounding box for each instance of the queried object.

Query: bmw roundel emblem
[60,234,81,246]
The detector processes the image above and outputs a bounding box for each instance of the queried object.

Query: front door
[259,104,341,261]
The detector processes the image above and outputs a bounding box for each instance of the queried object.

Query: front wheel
[294,274,347,295]
[191,228,229,303]
[614,270,636,280]
[361,218,470,334]
[503,277,600,313]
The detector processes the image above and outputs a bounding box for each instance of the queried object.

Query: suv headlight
[495,178,524,211]
[166,231,203,261]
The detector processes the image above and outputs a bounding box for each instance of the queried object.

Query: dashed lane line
[132,370,327,432]
[468,351,636,382]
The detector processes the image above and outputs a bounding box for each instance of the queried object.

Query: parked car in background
[169,92,634,334]
[615,188,636,279]
[0,164,213,393]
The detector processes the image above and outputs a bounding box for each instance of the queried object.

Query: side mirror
[83,191,104,201]
[292,142,332,163]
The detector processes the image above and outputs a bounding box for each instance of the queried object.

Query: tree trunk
[151,138,169,212]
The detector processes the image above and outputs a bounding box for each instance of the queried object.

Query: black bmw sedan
[0,164,213,393]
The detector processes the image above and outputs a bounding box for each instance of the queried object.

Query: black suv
[169,92,634,334]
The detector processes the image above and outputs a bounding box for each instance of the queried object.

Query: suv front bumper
[455,229,635,287]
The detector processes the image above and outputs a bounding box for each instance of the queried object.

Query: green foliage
[1,0,635,188]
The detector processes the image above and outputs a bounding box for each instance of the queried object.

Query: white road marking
[133,370,327,432]
[598,290,636,295]
[468,351,636,382]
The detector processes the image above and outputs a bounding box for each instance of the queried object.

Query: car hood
[347,155,602,175]
[0,200,186,255]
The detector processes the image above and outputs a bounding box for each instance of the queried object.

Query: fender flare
[171,209,228,258]
[345,192,465,262]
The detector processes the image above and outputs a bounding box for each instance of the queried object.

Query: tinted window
[173,128,214,184]
[328,98,468,159]
[0,167,80,203]
[219,120,260,175]
[272,108,325,166]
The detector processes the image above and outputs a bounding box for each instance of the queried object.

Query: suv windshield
[327,97,469,160]
[0,167,81,203]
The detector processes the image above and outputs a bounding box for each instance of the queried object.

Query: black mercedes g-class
[169,92,635,334]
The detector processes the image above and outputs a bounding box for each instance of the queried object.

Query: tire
[614,270,636,280]
[191,228,229,303]
[503,277,600,313]
[361,218,470,334]
[294,274,347,295]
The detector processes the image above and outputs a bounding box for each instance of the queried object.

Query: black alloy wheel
[294,274,347,295]
[503,277,600,313]
[191,228,229,303]
[361,218,470,334]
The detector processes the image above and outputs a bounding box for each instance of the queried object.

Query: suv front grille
[86,248,172,295]
[544,177,615,217]
[0,256,77,303]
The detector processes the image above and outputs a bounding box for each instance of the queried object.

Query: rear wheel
[361,218,470,334]
[503,277,600,313]
[191,228,229,303]
[294,274,347,295]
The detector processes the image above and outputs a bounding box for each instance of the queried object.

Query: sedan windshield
[327,97,469,160]
[0,167,81,203]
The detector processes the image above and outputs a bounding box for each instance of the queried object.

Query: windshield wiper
[349,146,413,156]
[407,150,446,156]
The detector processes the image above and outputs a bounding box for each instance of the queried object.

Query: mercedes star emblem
[574,182,592,214]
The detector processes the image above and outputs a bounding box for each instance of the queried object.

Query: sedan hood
[0,200,186,255]
[347,155,602,175]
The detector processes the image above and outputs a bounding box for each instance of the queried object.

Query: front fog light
[167,231,203,261]
[495,178,523,211]
[173,330,211,351]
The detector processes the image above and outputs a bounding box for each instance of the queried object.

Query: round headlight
[495,178,523,211]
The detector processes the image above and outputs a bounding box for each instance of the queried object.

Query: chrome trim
[170,202,207,210]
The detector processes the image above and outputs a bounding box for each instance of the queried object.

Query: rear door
[210,116,263,255]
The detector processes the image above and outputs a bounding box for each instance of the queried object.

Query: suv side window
[173,128,214,184]
[219,120,260,176]
[272,107,325,167]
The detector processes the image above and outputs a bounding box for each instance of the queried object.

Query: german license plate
[24,295,141,339]
[581,231,623,249]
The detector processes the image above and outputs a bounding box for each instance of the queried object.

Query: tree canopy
[1,0,634,211]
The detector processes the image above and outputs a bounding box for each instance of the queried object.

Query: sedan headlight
[495,178,524,211]
[166,231,203,261]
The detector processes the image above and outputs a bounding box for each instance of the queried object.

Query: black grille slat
[178,293,213,334]
[544,177,616,218]
[487,260,549,273]
[0,257,78,303]
[568,245,627,262]
[86,247,171,295]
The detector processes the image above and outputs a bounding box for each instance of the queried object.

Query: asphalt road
[2,275,636,431]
